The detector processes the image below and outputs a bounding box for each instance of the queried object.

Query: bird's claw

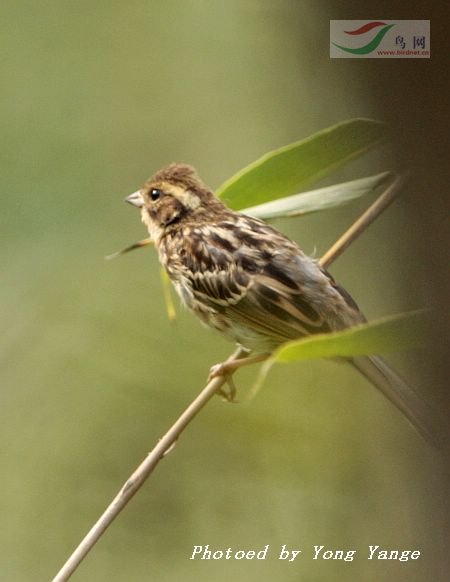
[208,363,238,403]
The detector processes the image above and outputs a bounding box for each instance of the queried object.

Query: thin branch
[53,347,246,582]
[319,173,407,268]
[53,174,405,580]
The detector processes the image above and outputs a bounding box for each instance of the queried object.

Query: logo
[330,20,430,59]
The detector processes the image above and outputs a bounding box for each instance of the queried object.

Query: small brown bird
[126,163,436,444]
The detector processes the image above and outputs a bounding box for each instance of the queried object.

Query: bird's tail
[351,355,445,449]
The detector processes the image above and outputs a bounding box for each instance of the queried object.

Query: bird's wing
[180,216,363,346]
[188,248,336,344]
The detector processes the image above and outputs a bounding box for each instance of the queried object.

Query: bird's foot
[208,362,238,402]
[208,352,270,403]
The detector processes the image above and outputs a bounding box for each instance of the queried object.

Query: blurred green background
[1,2,448,581]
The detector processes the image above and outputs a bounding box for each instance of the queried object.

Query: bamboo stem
[319,174,406,268]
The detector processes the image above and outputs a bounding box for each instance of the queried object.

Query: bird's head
[126,163,223,240]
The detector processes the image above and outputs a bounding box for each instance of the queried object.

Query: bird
[125,162,438,446]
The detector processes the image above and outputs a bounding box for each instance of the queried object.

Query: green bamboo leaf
[160,267,177,322]
[252,311,426,399]
[275,310,425,363]
[243,172,392,220]
[217,118,387,210]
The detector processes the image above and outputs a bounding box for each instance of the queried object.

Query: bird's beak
[125,190,144,208]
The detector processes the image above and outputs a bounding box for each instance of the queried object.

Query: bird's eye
[150,188,162,201]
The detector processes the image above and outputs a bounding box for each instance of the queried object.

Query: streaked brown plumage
[126,163,438,446]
